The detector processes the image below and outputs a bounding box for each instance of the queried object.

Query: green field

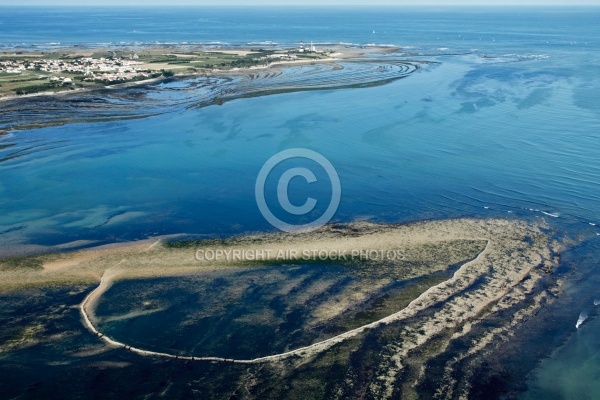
[0,47,329,97]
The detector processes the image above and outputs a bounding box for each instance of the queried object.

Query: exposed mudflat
[0,218,562,399]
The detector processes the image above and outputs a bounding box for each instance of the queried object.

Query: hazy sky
[1,0,599,5]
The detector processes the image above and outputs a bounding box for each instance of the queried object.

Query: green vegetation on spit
[0,47,330,97]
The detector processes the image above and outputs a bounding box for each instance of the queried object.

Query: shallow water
[2,53,599,246]
[522,314,600,400]
[1,6,600,398]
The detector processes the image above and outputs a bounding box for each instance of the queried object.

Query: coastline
[0,44,415,137]
[0,74,169,104]
[79,240,493,364]
[1,218,561,371]
[0,44,382,104]
[0,218,550,291]
[0,7,598,399]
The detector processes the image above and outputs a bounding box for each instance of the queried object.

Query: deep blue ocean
[1,6,600,398]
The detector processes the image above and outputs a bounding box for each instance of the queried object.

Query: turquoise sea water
[1,7,600,398]
[522,308,600,400]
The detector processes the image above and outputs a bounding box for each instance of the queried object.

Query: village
[0,53,152,85]
[0,44,330,96]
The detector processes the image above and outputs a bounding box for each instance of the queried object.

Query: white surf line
[80,241,491,364]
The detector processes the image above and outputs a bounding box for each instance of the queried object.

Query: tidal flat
[2,7,600,399]
[0,218,563,398]
[0,44,418,135]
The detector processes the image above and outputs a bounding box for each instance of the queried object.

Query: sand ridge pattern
[54,218,558,370]
[0,46,420,135]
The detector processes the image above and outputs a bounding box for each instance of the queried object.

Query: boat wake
[576,311,588,329]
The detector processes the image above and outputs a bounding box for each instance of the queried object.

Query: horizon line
[1,4,600,7]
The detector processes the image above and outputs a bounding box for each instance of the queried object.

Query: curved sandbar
[68,218,558,364]
[80,241,488,363]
